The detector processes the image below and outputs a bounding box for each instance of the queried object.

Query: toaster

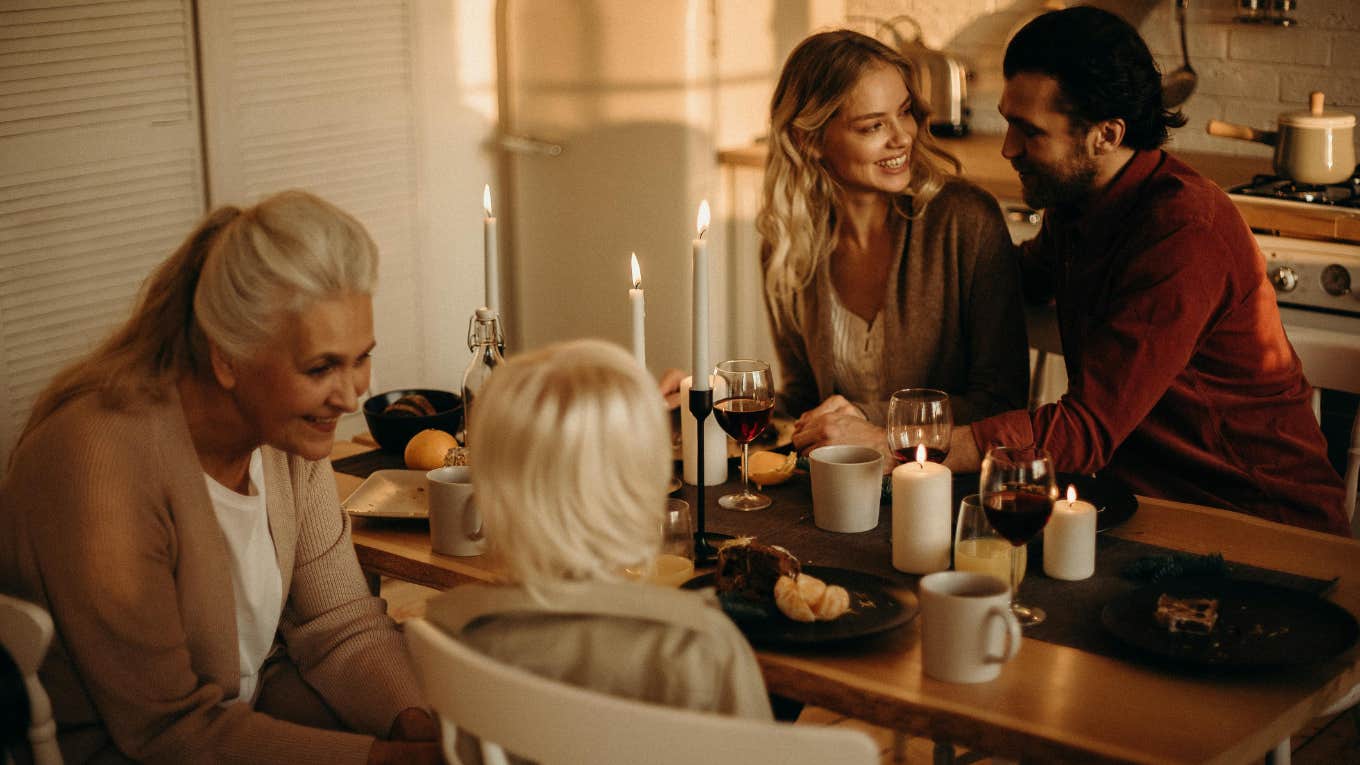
[900,39,971,138]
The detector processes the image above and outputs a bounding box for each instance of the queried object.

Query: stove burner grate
[1229,167,1360,208]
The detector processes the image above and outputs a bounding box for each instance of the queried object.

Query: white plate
[342,469,429,518]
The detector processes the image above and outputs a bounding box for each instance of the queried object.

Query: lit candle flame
[1066,484,1077,503]
[915,444,927,466]
[696,200,710,239]
[630,252,641,289]
[483,184,493,217]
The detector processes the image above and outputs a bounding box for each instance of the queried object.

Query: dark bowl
[362,389,463,453]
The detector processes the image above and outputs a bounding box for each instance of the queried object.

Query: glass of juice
[649,499,697,587]
[954,494,1025,587]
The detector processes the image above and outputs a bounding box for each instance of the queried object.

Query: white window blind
[197,0,425,400]
[0,0,205,466]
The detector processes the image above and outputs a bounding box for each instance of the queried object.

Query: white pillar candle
[891,445,952,574]
[1044,484,1096,581]
[680,375,727,486]
[691,200,710,391]
[629,253,646,368]
[483,184,499,313]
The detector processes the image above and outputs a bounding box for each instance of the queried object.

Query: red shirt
[972,150,1349,535]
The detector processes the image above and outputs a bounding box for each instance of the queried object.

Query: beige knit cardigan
[0,388,425,764]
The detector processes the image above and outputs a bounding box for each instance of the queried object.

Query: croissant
[774,574,850,622]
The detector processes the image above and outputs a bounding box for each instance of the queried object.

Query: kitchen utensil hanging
[1161,0,1197,108]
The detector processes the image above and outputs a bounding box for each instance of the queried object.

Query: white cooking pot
[1206,91,1356,185]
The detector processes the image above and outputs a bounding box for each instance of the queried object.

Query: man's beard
[1014,149,1099,211]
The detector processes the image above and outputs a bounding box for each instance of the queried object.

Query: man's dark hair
[1003,6,1187,150]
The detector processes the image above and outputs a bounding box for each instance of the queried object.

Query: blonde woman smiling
[760,30,1029,459]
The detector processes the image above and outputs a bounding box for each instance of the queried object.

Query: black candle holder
[688,385,730,564]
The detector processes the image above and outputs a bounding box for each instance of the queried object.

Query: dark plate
[952,471,1137,532]
[682,565,916,647]
[1101,576,1359,668]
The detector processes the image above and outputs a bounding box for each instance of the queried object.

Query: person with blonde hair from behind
[0,190,441,764]
[425,339,770,762]
[760,29,1029,460]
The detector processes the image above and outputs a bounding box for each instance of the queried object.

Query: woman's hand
[389,707,439,741]
[792,411,891,466]
[658,367,687,410]
[793,394,863,429]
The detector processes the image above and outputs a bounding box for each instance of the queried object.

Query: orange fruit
[404,429,458,471]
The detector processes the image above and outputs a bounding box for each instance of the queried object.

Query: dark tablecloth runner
[674,469,1334,662]
[331,448,1333,661]
[332,448,406,477]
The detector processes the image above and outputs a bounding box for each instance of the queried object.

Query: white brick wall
[843,0,1360,165]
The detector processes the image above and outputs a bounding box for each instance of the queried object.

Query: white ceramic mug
[427,466,485,557]
[808,445,883,533]
[919,571,1021,683]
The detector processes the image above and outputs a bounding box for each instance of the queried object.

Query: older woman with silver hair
[0,191,441,764]
[760,30,1030,459]
[425,339,770,759]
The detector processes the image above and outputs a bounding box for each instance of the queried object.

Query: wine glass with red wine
[713,359,775,511]
[886,388,952,463]
[978,445,1059,626]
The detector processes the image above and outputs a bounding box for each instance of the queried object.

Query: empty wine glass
[887,388,952,464]
[713,359,774,511]
[978,446,1058,626]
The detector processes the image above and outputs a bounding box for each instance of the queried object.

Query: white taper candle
[629,252,646,368]
[483,184,499,313]
[691,200,710,391]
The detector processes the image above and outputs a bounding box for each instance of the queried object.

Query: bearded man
[945,7,1349,535]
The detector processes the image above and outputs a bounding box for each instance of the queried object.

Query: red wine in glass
[714,397,773,443]
[892,445,950,464]
[983,486,1055,546]
[714,359,775,512]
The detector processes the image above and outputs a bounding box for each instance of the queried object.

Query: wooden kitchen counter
[719,134,1360,244]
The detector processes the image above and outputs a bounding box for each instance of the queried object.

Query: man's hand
[942,425,982,473]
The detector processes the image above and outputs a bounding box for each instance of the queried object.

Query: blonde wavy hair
[469,339,671,589]
[757,29,961,329]
[20,190,378,442]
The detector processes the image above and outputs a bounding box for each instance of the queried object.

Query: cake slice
[1154,593,1220,635]
[714,538,800,606]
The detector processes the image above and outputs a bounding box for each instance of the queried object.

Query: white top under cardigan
[204,448,283,706]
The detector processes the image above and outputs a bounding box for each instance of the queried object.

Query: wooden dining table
[331,440,1360,764]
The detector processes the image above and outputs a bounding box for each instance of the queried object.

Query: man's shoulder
[1140,152,1243,229]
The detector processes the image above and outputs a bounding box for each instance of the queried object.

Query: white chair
[0,594,61,765]
[405,618,879,765]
